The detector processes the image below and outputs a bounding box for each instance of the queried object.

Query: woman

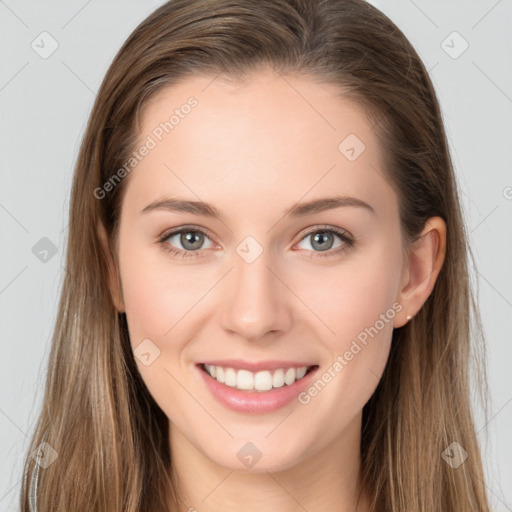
[20,0,491,510]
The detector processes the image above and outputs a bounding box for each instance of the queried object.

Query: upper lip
[197,359,318,372]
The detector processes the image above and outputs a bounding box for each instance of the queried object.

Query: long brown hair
[20,1,491,510]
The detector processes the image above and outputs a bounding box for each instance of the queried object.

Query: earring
[406,314,412,321]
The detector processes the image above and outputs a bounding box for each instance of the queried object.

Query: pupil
[312,231,333,251]
[182,231,203,250]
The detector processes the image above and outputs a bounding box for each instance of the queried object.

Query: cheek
[118,238,211,344]
[117,242,208,412]
[292,255,400,435]
[291,240,402,347]
[120,266,170,343]
[289,239,401,411]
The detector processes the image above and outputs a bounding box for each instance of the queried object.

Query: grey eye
[297,230,344,252]
[167,230,214,251]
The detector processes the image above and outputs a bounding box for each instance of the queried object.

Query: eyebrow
[140,195,375,219]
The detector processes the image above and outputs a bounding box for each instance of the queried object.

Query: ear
[97,221,125,313]
[393,216,446,328]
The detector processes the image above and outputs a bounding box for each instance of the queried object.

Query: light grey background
[0,1,510,510]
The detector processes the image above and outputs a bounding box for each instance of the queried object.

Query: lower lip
[197,364,319,414]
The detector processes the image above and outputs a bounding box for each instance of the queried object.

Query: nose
[220,248,293,342]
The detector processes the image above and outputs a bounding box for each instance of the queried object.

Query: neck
[167,412,370,512]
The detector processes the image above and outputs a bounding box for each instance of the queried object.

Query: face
[110,68,410,472]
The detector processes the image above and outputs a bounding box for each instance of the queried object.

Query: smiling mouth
[198,363,318,393]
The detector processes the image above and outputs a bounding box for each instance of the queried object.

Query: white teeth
[272,369,285,388]
[296,366,307,379]
[254,370,273,391]
[237,369,254,390]
[215,366,225,384]
[284,368,296,385]
[203,364,310,392]
[224,368,237,387]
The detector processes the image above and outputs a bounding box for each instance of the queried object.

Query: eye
[158,224,355,260]
[158,226,216,259]
[295,226,355,258]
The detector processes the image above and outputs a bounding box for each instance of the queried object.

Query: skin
[98,67,446,512]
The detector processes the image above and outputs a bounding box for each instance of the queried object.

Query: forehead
[121,69,396,221]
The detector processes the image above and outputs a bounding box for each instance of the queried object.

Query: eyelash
[157,224,355,260]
